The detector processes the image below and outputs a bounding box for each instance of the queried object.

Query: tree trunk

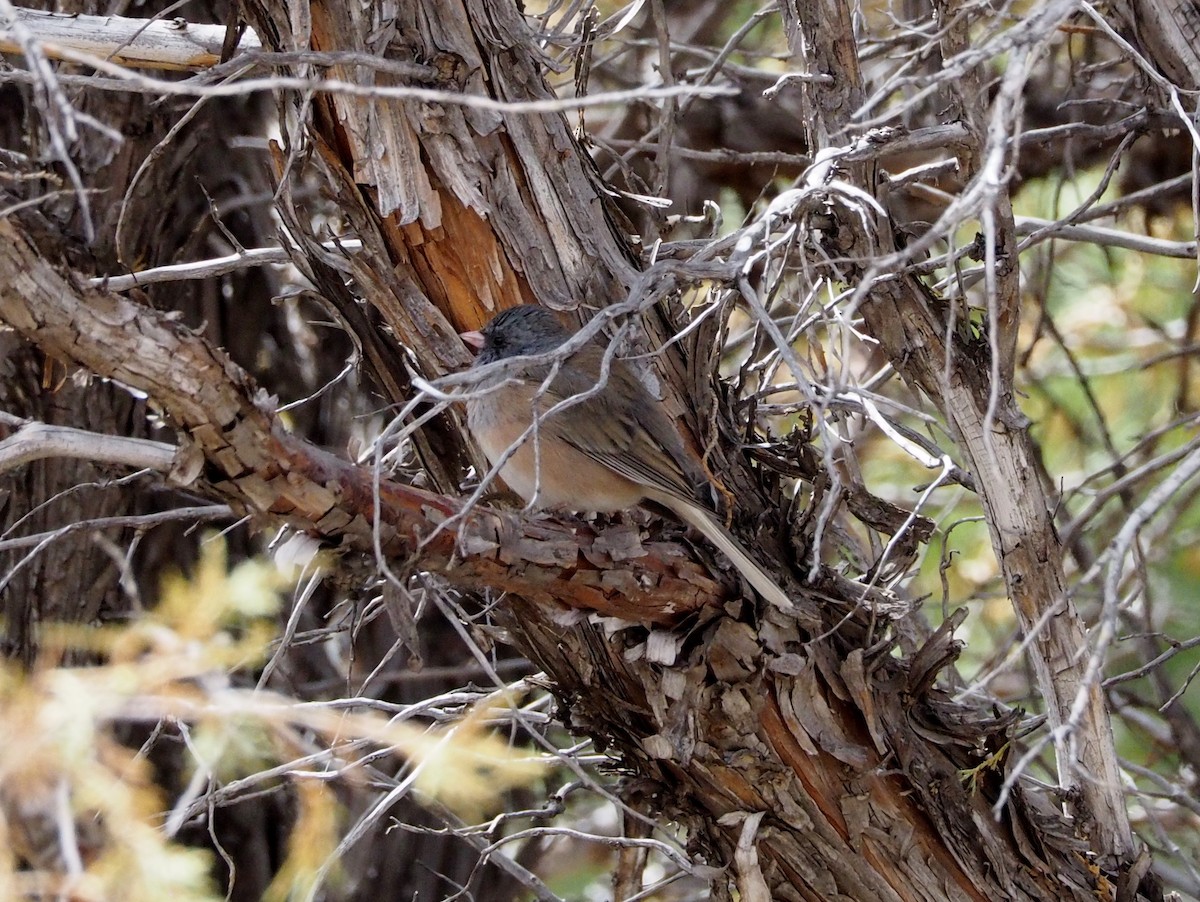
[0,0,1174,898]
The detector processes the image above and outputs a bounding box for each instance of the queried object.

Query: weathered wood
[0,217,731,624]
[235,0,1146,896]
[779,0,1135,868]
[0,7,260,71]
[0,0,1168,896]
[1110,0,1200,90]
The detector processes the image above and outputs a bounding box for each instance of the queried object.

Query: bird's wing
[533,345,708,507]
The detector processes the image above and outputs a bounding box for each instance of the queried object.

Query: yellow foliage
[263,780,342,902]
[0,537,547,901]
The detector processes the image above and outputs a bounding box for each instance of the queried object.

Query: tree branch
[0,420,175,474]
[0,5,261,71]
[0,216,728,625]
[779,0,1134,865]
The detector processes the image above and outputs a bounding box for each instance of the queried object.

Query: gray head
[467,306,573,365]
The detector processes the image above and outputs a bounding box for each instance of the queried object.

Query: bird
[460,305,792,611]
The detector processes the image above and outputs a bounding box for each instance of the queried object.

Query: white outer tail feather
[662,498,793,611]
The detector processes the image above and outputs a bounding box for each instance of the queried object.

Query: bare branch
[0,6,261,71]
[0,420,175,475]
[0,216,737,625]
[91,239,363,291]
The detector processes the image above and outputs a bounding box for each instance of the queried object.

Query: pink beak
[460,329,485,352]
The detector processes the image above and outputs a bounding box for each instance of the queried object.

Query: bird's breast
[467,390,645,512]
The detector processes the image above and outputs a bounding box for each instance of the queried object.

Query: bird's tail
[666,500,793,611]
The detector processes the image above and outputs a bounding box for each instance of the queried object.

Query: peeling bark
[779,0,1134,868]
[0,0,1173,898]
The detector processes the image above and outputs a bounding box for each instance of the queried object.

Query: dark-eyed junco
[460,305,791,610]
